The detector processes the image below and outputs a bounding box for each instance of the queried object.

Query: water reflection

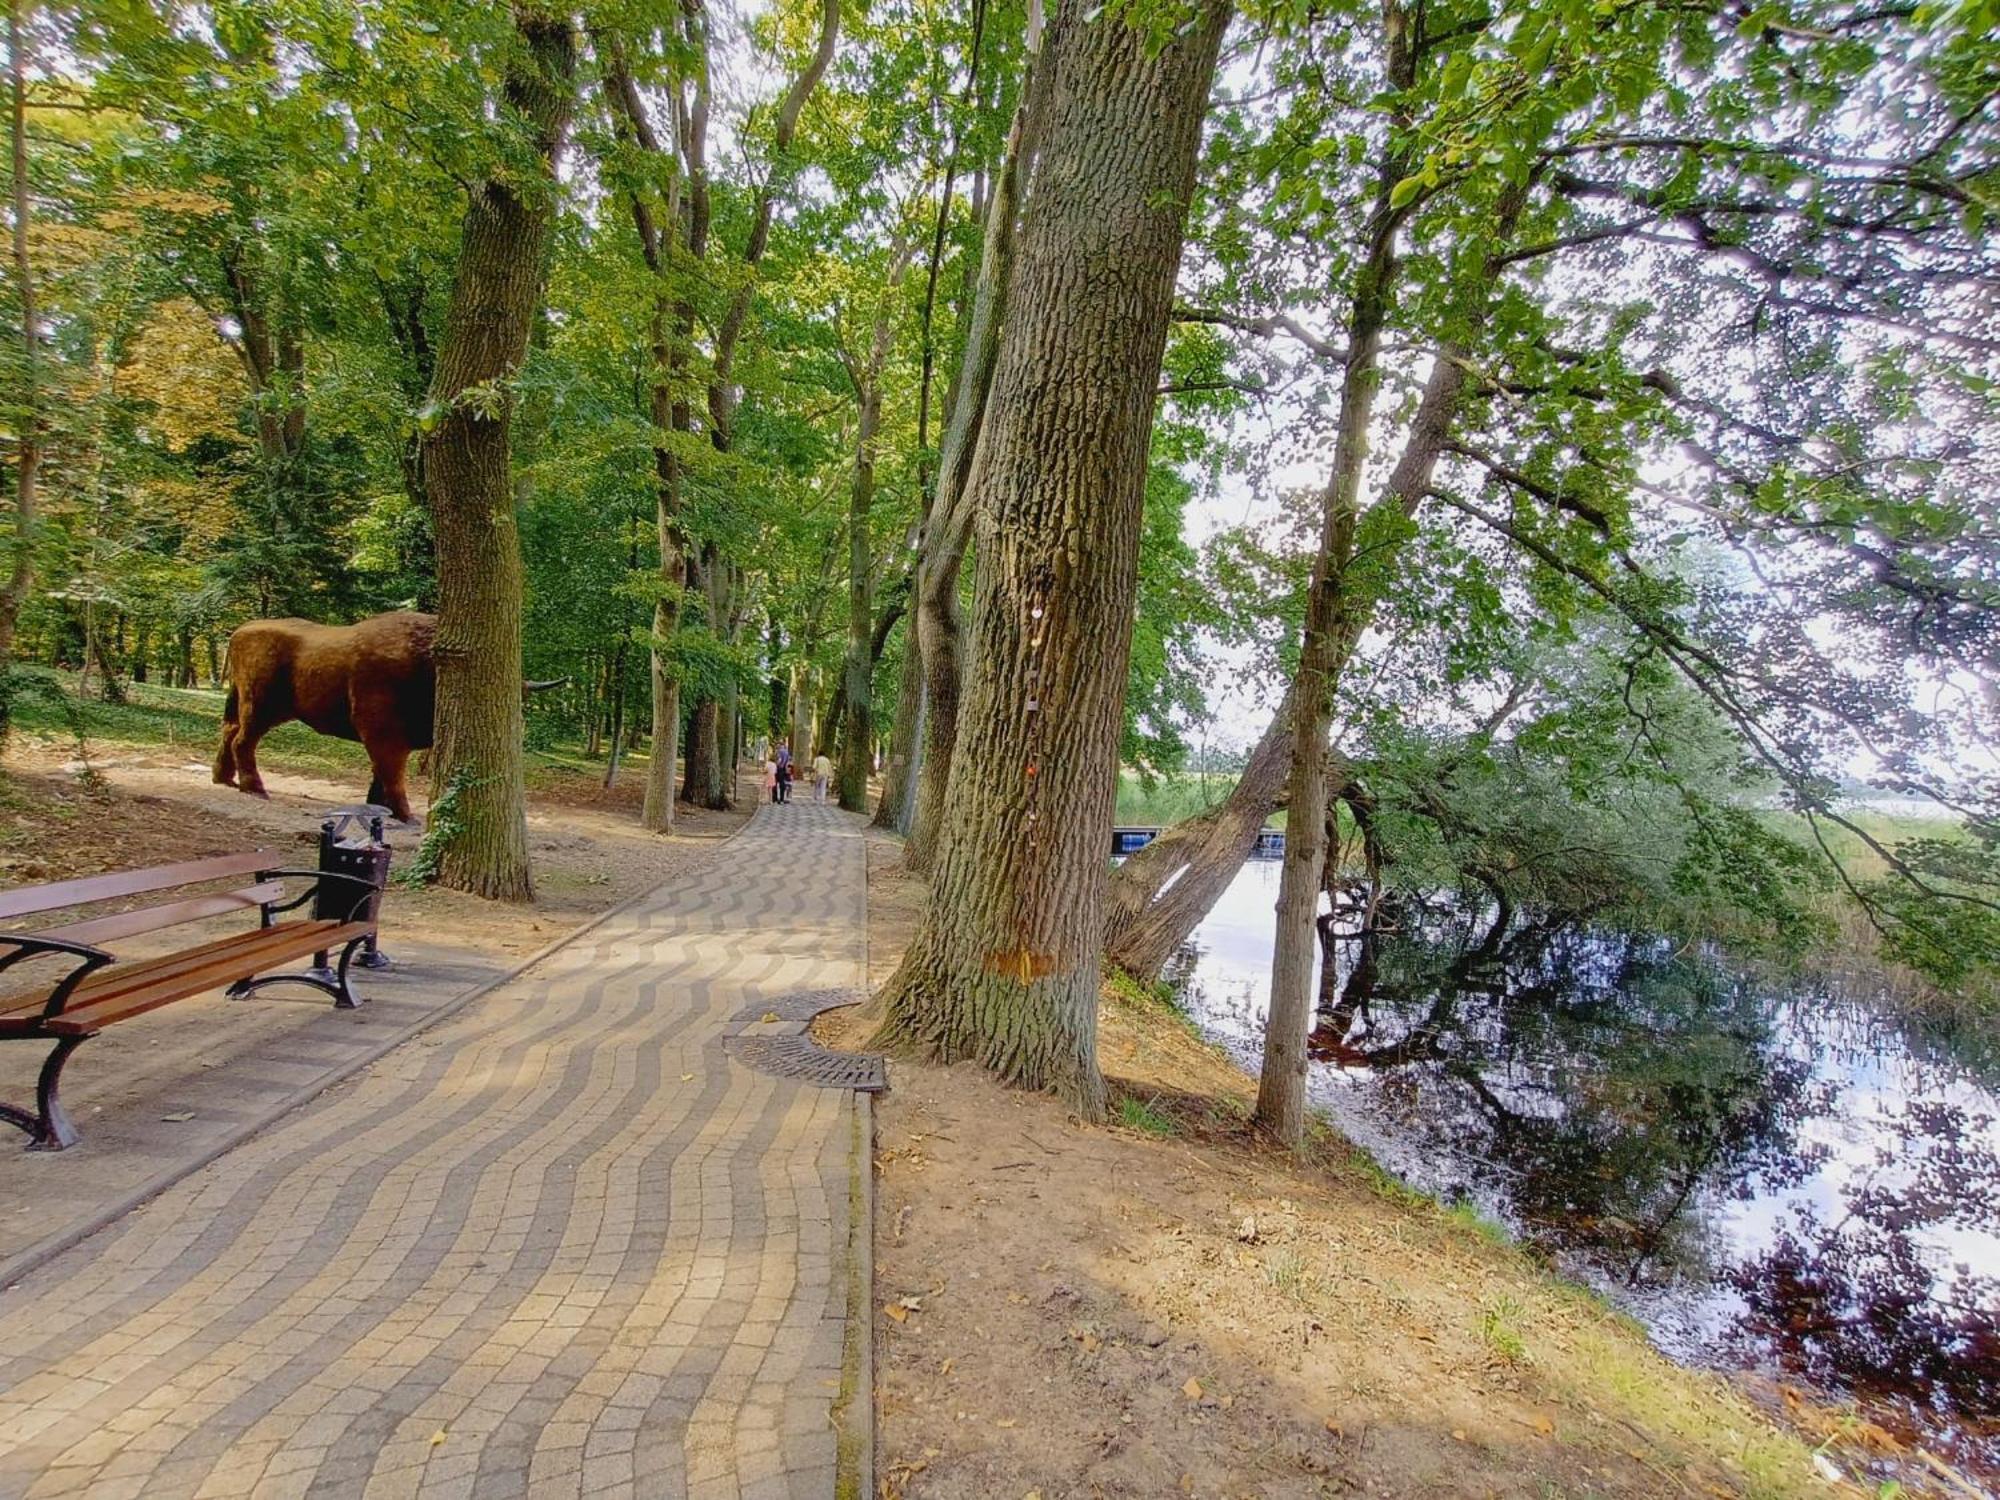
[1164,860,2000,1475]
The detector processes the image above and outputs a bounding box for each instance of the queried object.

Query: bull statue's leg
[368,745,417,824]
[233,706,272,799]
[212,687,240,787]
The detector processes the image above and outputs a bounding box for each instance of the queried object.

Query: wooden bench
[0,852,383,1151]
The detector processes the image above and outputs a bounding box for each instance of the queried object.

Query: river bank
[1167,857,1999,1493]
[829,828,1882,1500]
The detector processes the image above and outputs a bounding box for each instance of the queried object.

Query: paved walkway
[0,798,869,1500]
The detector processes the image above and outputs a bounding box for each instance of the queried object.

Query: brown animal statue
[212,611,563,823]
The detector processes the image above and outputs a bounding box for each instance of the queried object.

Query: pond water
[1162,858,2000,1483]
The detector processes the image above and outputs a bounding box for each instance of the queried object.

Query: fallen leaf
[161,1111,194,1123]
[1080,1332,1100,1354]
[1324,1416,1344,1437]
[996,1418,1017,1428]
[1220,1394,1235,1410]
[898,1296,924,1312]
[681,1073,695,1082]
[1509,1412,1556,1438]
[760,1011,781,1023]
[1183,1377,1203,1402]
[429,1429,447,1446]
[939,1359,953,1376]
[1236,1215,1258,1243]
[882,1304,908,1324]
[1452,1429,1468,1442]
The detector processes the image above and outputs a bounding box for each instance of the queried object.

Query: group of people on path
[761,741,834,805]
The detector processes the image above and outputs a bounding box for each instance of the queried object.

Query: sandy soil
[828,829,1878,1500]
[0,735,753,960]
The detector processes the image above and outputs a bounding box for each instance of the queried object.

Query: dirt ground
[0,733,752,960]
[825,830,1894,1500]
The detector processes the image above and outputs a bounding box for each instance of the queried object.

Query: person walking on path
[764,754,780,804]
[775,743,794,804]
[812,751,833,803]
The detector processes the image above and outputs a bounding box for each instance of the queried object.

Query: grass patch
[5,673,634,796]
[1310,1119,1432,1210]
[1264,1247,1319,1304]
[1104,965,1193,1024]
[1479,1293,1530,1365]
[1445,1200,1513,1247]
[1115,769,1244,827]
[9,675,372,775]
[1114,1095,1178,1137]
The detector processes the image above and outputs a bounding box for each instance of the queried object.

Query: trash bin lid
[319,805,395,847]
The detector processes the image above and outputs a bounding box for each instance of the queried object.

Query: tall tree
[872,0,1232,1114]
[900,18,1043,871]
[0,0,36,683]
[837,238,913,810]
[597,26,707,833]
[679,0,841,811]
[422,5,578,900]
[872,0,993,833]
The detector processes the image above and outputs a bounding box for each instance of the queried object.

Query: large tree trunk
[1104,682,1296,976]
[1255,213,1405,1143]
[598,28,706,834]
[423,7,576,902]
[901,23,1048,873]
[876,12,988,831]
[679,547,733,808]
[789,661,813,757]
[872,0,1231,1116]
[1110,27,1516,1007]
[0,0,37,681]
[838,248,909,812]
[872,624,925,830]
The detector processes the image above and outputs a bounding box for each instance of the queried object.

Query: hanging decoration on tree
[1014,561,1054,985]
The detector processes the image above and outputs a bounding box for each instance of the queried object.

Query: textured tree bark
[1103,681,1296,977]
[422,8,577,902]
[838,245,910,811]
[0,0,37,679]
[1255,2,1413,1142]
[598,27,706,835]
[901,23,1049,872]
[1252,1,1533,1143]
[875,5,987,830]
[1103,340,1490,982]
[872,0,1231,1116]
[871,624,925,830]
[789,661,813,758]
[679,546,732,808]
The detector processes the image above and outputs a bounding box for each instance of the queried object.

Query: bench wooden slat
[67,923,335,1006]
[33,882,286,947]
[0,921,335,1024]
[45,921,373,1035]
[0,851,283,922]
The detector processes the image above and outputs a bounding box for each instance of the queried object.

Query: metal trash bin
[310,805,393,977]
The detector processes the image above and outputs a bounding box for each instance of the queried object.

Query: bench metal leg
[226,937,369,1010]
[307,932,390,986]
[0,1036,87,1151]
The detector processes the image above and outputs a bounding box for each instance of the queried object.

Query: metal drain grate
[722,988,886,1092]
[727,988,863,1030]
[727,1033,888,1092]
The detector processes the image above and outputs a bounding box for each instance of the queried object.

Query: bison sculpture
[212,611,561,823]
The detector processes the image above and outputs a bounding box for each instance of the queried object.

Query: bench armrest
[0,934,115,1019]
[254,868,385,925]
